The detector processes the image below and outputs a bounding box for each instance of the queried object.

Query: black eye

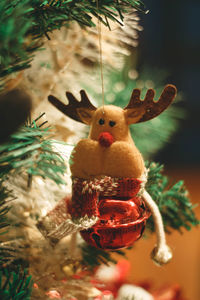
[109,120,116,127]
[99,118,105,125]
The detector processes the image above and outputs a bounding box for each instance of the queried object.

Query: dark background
[138,0,200,166]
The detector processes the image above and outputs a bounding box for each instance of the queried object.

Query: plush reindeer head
[48,85,177,147]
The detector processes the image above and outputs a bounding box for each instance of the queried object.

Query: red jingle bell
[68,177,151,250]
[80,195,150,250]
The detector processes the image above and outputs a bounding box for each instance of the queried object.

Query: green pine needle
[0,180,15,266]
[0,0,40,83]
[0,181,12,235]
[80,243,126,270]
[0,267,32,300]
[0,0,146,86]
[0,115,67,185]
[146,161,199,233]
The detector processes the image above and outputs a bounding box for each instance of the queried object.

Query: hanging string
[96,0,105,111]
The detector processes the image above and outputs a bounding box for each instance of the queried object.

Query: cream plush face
[77,105,143,142]
[89,106,129,142]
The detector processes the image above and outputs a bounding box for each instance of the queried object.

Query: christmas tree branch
[0,115,67,185]
[0,0,40,86]
[0,181,12,236]
[0,0,146,88]
[0,176,16,266]
[146,161,199,233]
[80,243,126,270]
[0,267,32,300]
[28,0,146,37]
[0,185,28,290]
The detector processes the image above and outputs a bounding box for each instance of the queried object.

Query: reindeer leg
[142,189,172,265]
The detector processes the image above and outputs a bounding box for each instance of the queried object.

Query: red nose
[98,132,114,147]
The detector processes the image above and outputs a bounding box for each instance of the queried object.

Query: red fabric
[68,177,143,219]
[117,178,142,197]
[68,188,98,218]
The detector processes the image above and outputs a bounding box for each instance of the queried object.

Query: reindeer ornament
[49,84,177,265]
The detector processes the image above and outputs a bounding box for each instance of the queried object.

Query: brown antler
[48,90,97,123]
[124,84,177,123]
